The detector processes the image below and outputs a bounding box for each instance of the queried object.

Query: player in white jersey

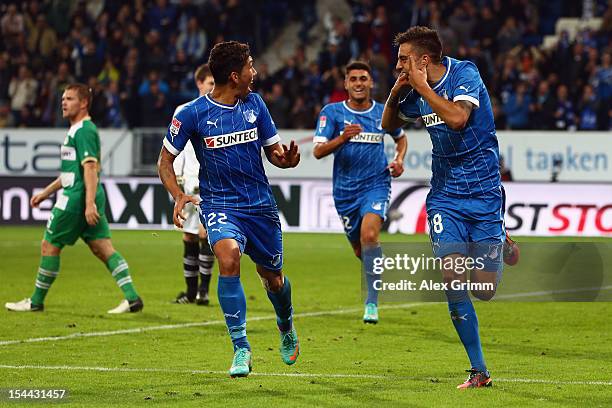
[172,64,216,305]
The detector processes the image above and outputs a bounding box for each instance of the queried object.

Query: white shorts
[181,201,201,235]
[177,177,202,235]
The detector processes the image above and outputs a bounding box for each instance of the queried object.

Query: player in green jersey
[5,83,143,314]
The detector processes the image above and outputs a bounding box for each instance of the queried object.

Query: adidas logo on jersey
[349,132,383,143]
[422,113,445,127]
[204,128,258,149]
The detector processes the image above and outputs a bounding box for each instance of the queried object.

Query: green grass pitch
[1,227,611,406]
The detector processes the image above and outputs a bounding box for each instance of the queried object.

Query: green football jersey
[55,118,106,213]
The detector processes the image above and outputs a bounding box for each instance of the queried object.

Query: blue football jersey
[314,101,404,201]
[164,92,280,213]
[398,57,501,197]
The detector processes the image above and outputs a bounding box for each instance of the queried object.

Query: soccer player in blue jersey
[157,41,300,377]
[382,27,506,388]
[313,61,406,324]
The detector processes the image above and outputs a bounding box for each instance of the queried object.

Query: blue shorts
[426,187,505,272]
[335,187,390,243]
[200,208,283,271]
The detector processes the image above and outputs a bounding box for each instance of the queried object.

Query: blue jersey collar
[205,93,240,109]
[342,100,376,114]
[432,57,451,91]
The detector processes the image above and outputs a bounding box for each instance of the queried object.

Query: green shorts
[43,207,111,249]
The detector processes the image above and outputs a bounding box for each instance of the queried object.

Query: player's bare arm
[407,55,473,130]
[312,123,362,159]
[264,140,301,168]
[82,160,100,226]
[381,72,410,131]
[388,134,407,178]
[158,146,199,228]
[30,177,62,208]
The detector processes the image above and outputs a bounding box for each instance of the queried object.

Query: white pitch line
[0,364,385,379]
[2,285,610,347]
[0,303,425,347]
[494,378,612,386]
[495,285,612,300]
[0,364,610,386]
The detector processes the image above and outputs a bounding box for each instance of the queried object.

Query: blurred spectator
[290,96,313,129]
[503,82,531,129]
[577,84,599,130]
[98,56,121,85]
[89,76,109,125]
[497,17,522,54]
[591,52,611,103]
[27,15,58,61]
[147,0,176,42]
[176,16,207,63]
[529,81,556,129]
[474,6,498,54]
[266,83,290,129]
[430,7,458,56]
[34,70,55,127]
[367,6,392,63]
[0,53,10,102]
[0,101,14,127]
[8,66,37,125]
[79,37,104,81]
[0,0,610,131]
[491,96,507,130]
[328,76,348,104]
[139,70,169,97]
[553,84,576,130]
[142,30,166,73]
[168,49,193,97]
[104,80,125,128]
[1,4,24,49]
[448,3,476,46]
[407,0,429,27]
[141,77,169,127]
[253,62,274,94]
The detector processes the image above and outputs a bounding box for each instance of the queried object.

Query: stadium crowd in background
[0,0,610,131]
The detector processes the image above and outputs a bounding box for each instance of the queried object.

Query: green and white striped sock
[106,252,139,301]
[31,256,60,306]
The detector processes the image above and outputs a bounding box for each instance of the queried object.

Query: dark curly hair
[394,26,442,64]
[208,41,251,85]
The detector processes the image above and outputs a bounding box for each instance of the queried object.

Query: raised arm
[312,124,361,159]
[381,72,411,131]
[406,55,474,130]
[264,140,300,168]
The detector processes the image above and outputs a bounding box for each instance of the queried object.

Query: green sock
[31,256,60,306]
[106,252,139,301]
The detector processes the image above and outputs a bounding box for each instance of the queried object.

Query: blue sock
[218,276,250,351]
[266,276,293,333]
[362,245,382,305]
[446,289,487,372]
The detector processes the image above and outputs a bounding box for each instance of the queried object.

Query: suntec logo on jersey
[350,132,383,144]
[204,128,259,149]
[422,113,445,127]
